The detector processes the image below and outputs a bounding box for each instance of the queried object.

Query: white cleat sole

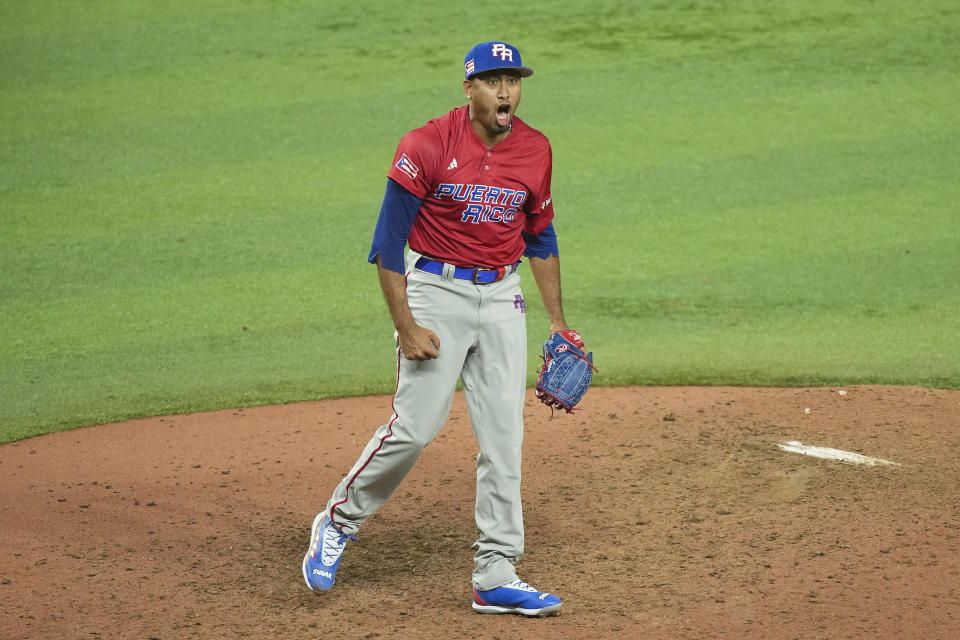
[472,602,562,617]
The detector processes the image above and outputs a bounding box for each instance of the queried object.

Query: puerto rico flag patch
[395,153,419,180]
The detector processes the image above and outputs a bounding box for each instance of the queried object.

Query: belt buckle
[471,268,489,284]
[471,266,506,284]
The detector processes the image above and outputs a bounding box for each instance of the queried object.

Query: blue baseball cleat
[472,579,563,617]
[302,513,355,592]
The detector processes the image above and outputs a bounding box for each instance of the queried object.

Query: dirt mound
[2,386,958,639]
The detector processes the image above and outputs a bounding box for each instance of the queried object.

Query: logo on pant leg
[514,295,525,314]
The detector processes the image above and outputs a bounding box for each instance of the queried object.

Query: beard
[487,120,511,136]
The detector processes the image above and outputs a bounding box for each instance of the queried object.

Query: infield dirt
[2,386,958,639]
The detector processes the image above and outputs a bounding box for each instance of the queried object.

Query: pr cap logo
[491,43,514,62]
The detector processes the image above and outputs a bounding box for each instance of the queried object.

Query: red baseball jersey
[387,105,555,268]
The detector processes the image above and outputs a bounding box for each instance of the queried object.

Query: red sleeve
[386,125,442,199]
[523,142,555,236]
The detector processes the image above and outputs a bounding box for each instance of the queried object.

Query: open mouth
[496,104,511,126]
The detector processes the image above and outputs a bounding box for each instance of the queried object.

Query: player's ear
[463,79,471,101]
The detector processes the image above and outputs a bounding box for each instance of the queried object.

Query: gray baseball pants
[324,250,528,591]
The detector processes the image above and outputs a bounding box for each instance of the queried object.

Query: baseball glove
[535,330,597,413]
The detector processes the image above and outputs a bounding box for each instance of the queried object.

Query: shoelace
[503,579,537,593]
[320,525,356,564]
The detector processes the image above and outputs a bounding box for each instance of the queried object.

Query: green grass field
[2,0,958,443]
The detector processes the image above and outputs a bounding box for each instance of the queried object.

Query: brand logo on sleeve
[395,154,419,180]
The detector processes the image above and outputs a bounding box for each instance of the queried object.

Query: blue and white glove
[535,330,597,413]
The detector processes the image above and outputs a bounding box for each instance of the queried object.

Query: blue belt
[415,258,519,284]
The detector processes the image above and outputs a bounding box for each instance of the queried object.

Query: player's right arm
[374,258,440,360]
[368,178,440,360]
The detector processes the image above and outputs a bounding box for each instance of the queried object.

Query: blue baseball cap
[464,41,533,79]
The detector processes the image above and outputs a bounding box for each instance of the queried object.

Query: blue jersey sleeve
[522,222,559,259]
[368,178,422,274]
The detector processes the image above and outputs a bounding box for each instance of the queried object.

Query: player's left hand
[535,330,597,413]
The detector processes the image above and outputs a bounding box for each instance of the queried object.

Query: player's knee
[408,430,440,450]
[391,420,441,451]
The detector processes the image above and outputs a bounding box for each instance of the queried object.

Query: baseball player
[303,41,571,617]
